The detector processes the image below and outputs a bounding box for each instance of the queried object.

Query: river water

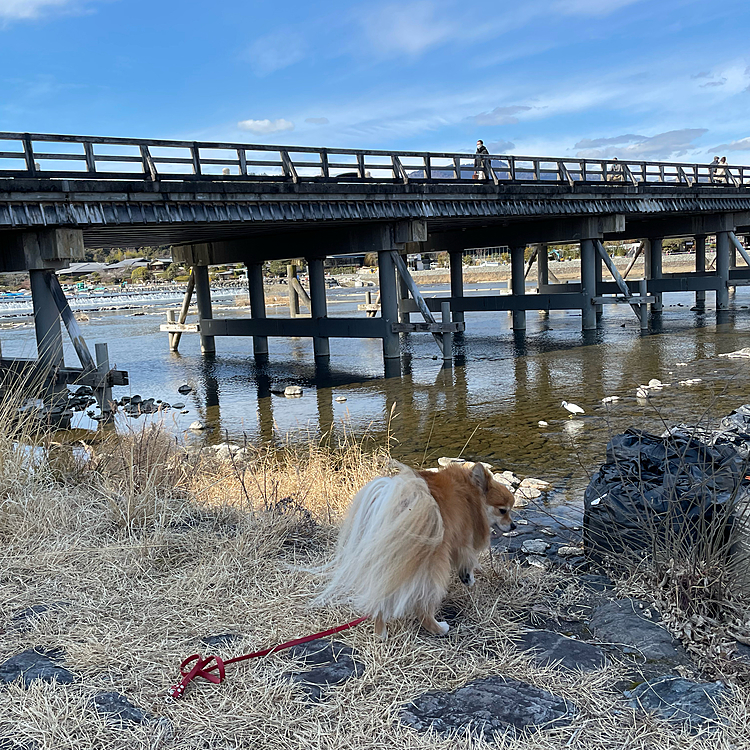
[2,282,749,503]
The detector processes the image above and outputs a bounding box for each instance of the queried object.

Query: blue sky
[2,0,750,162]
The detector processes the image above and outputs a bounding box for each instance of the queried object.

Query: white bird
[561,400,584,417]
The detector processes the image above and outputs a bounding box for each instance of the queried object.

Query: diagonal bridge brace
[594,240,652,326]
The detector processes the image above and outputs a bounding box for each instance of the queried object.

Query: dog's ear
[469,463,489,493]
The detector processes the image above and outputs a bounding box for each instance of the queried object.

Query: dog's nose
[509,521,517,531]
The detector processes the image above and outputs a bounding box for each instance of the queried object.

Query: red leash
[167,615,369,700]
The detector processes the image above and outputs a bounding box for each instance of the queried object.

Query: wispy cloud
[357,1,452,56]
[0,0,96,20]
[244,31,307,76]
[237,118,295,134]
[487,139,515,152]
[552,0,645,16]
[575,128,708,159]
[466,105,533,126]
[711,136,750,152]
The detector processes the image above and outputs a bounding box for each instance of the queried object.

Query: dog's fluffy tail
[316,465,445,621]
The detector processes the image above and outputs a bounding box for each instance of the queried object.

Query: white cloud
[711,137,750,152]
[237,118,295,135]
[552,0,644,17]
[245,31,307,76]
[575,129,708,159]
[0,0,76,19]
[359,1,452,56]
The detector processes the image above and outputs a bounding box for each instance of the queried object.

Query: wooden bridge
[2,131,750,395]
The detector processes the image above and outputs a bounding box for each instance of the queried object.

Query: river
[1,282,749,504]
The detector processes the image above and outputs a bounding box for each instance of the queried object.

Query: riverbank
[1,413,749,749]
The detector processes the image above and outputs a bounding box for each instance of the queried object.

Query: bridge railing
[0,131,747,187]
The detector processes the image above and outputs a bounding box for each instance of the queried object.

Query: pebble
[284,386,303,398]
[519,477,552,492]
[172,402,185,409]
[527,555,550,569]
[648,378,663,388]
[189,421,205,431]
[335,396,347,402]
[515,487,542,501]
[601,395,620,404]
[177,384,192,395]
[537,420,548,427]
[636,387,651,399]
[521,539,550,555]
[557,546,585,557]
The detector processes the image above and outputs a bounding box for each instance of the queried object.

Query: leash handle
[167,615,368,700]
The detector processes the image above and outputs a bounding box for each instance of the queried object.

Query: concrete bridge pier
[308,257,330,360]
[246,261,268,358]
[645,238,663,314]
[449,250,465,325]
[537,243,549,318]
[580,239,597,330]
[397,261,410,324]
[193,264,215,355]
[694,235,706,311]
[510,245,526,331]
[594,251,604,325]
[716,230,731,312]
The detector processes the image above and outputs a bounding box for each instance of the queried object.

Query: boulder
[517,630,606,671]
[0,648,75,687]
[401,676,577,738]
[588,599,683,662]
[625,676,725,730]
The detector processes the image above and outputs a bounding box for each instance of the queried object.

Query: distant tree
[131,267,150,283]
[163,263,180,281]
[363,253,378,267]
[89,272,102,284]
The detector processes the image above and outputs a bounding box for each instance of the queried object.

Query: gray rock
[285,639,364,701]
[171,402,185,409]
[177,384,192,395]
[284,385,303,398]
[625,677,725,729]
[589,599,683,662]
[517,630,606,671]
[401,676,577,738]
[0,648,75,687]
[521,539,550,555]
[92,692,150,726]
[201,633,243,649]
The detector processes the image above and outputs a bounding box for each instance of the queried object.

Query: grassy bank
[1,416,749,749]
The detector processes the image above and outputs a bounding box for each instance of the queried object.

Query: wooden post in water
[95,342,114,422]
[645,238,663,314]
[308,257,330,360]
[510,245,526,331]
[170,270,196,352]
[287,263,300,318]
[716,231,730,312]
[193,265,215,355]
[694,235,706,310]
[448,250,464,324]
[441,301,452,362]
[580,240,597,331]
[378,250,400,361]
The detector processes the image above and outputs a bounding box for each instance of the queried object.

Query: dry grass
[1,414,749,749]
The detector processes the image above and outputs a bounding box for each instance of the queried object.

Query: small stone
[527,555,550,569]
[177,384,192,395]
[214,443,242,461]
[335,396,347,402]
[189,421,205,431]
[172,402,185,409]
[492,473,514,489]
[502,470,520,485]
[521,539,550,555]
[636,387,651,399]
[538,420,549,427]
[601,395,620,404]
[516,487,542,501]
[519,477,552,492]
[503,530,520,537]
[284,386,303,398]
[648,378,663,388]
[557,546,584,557]
[181,409,189,414]
[438,457,466,467]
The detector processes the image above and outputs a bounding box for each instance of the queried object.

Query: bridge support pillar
[397,256,410,324]
[194,264,215,355]
[580,239,597,331]
[308,257,330,360]
[246,262,268,357]
[510,245,526,331]
[694,235,706,310]
[645,238,663,314]
[449,250,465,324]
[378,249,400,361]
[716,231,730,311]
[287,263,300,318]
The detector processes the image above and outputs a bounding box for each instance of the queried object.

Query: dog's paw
[459,570,476,587]
[437,621,450,635]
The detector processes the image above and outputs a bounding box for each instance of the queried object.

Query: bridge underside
[2,176,750,381]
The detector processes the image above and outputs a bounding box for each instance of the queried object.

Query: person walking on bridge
[473,140,489,179]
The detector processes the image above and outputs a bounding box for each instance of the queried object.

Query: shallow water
[2,282,750,502]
